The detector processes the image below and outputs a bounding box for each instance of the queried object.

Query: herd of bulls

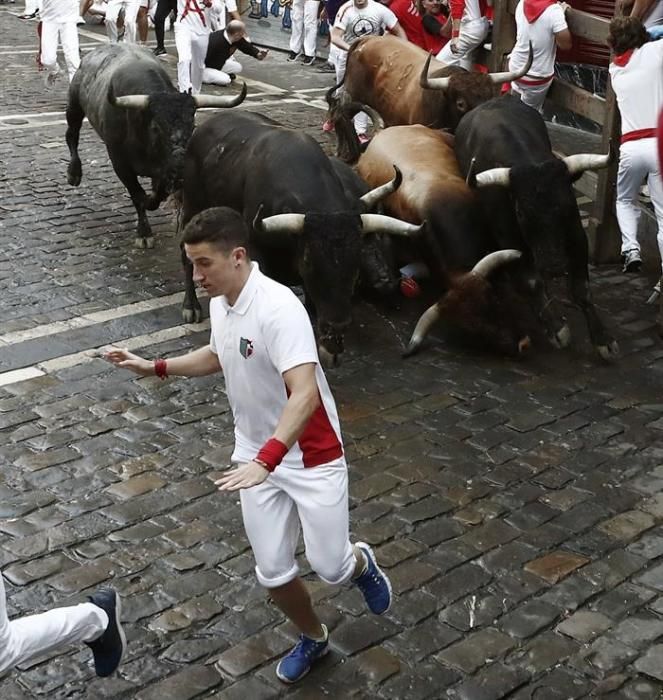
[64,39,618,367]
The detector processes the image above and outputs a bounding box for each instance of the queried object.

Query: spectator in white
[18,0,39,19]
[203,19,268,86]
[175,0,222,94]
[436,0,489,69]
[0,578,126,680]
[106,0,140,42]
[210,0,240,30]
[40,0,81,85]
[331,0,407,143]
[619,0,663,29]
[507,0,572,112]
[288,0,320,65]
[608,16,663,281]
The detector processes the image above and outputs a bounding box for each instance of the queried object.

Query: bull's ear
[455,96,468,113]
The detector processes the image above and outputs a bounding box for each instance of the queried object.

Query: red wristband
[256,438,288,472]
[154,358,168,380]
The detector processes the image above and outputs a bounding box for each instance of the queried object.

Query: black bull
[455,95,618,360]
[179,111,422,364]
[65,44,246,249]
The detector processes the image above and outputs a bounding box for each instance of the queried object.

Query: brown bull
[328,35,532,161]
[357,124,531,357]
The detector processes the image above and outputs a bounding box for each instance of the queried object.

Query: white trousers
[23,0,38,13]
[203,56,242,86]
[239,462,355,588]
[175,24,210,94]
[511,78,552,113]
[616,137,663,271]
[41,21,80,81]
[335,49,368,134]
[0,574,107,676]
[437,17,489,70]
[106,0,140,43]
[289,0,320,57]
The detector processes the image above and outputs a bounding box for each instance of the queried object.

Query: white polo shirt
[334,0,398,46]
[209,263,345,470]
[40,0,79,22]
[176,0,222,34]
[609,40,663,136]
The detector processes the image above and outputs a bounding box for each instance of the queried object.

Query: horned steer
[65,44,246,248]
[455,95,617,360]
[180,111,422,366]
[357,124,532,356]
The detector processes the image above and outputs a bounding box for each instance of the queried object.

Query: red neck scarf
[612,49,634,67]
[523,0,556,23]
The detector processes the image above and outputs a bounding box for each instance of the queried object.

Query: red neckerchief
[523,0,556,23]
[613,49,634,67]
[181,0,207,26]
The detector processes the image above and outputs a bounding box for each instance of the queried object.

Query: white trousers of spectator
[335,48,368,134]
[0,574,107,676]
[616,137,663,272]
[41,21,80,82]
[289,0,320,57]
[106,0,140,43]
[203,56,243,86]
[437,17,489,70]
[510,77,553,113]
[175,25,210,94]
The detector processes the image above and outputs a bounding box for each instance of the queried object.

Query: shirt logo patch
[239,337,254,358]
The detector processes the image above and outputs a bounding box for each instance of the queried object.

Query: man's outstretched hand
[103,347,153,376]
[215,461,270,491]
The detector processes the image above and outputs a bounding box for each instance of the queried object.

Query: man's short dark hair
[181,207,249,253]
[608,16,648,54]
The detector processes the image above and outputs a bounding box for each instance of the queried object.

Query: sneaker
[227,73,236,81]
[85,587,127,677]
[287,51,300,61]
[322,119,335,133]
[301,54,316,66]
[18,10,38,18]
[353,542,392,615]
[317,62,336,74]
[77,15,85,24]
[357,133,371,146]
[153,46,167,56]
[275,625,329,684]
[44,69,61,87]
[622,249,642,273]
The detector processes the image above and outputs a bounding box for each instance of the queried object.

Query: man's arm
[215,363,321,491]
[554,3,572,50]
[236,36,268,59]
[626,0,656,19]
[388,21,408,40]
[331,25,351,50]
[103,345,222,378]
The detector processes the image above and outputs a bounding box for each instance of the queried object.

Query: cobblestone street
[2,8,663,699]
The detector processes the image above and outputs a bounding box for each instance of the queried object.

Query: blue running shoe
[353,542,393,615]
[276,624,329,684]
[85,587,126,677]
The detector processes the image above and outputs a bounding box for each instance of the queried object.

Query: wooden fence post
[489,0,516,71]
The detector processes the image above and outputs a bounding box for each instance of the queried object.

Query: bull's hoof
[596,340,620,362]
[67,165,82,187]
[144,196,160,211]
[550,324,572,349]
[318,345,340,369]
[134,236,155,249]
[182,307,202,324]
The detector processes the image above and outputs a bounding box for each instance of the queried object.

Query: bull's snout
[517,335,531,355]
[317,318,351,368]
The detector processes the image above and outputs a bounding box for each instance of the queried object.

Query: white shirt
[209,263,345,470]
[210,0,237,31]
[334,0,398,46]
[509,1,567,79]
[40,0,79,22]
[609,40,663,136]
[176,0,222,34]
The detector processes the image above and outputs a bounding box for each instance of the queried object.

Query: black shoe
[153,46,167,56]
[316,62,336,73]
[228,73,236,81]
[86,587,126,677]
[287,51,300,61]
[622,249,642,273]
[301,54,316,66]
[18,10,38,19]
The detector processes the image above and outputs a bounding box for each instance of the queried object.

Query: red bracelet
[154,358,168,380]
[256,438,288,472]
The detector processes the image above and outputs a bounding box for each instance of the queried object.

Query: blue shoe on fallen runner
[86,587,127,677]
[354,542,393,615]
[276,624,329,684]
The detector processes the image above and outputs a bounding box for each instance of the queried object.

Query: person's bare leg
[137,6,148,42]
[269,578,325,639]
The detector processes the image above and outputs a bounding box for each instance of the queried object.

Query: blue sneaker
[353,542,393,615]
[85,587,126,677]
[275,624,329,684]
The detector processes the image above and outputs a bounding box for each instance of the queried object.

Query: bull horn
[193,82,248,108]
[562,152,611,176]
[420,52,450,91]
[359,166,402,209]
[257,212,306,235]
[360,214,425,236]
[475,167,511,188]
[471,249,522,278]
[114,95,150,109]
[488,42,534,84]
[403,303,441,357]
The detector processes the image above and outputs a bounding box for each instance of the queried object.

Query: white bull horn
[420,52,450,91]
[489,42,534,84]
[471,249,522,278]
[114,95,150,109]
[403,303,441,357]
[255,211,306,235]
[359,166,402,209]
[193,82,248,108]
[475,167,511,188]
[360,214,425,236]
[562,152,611,176]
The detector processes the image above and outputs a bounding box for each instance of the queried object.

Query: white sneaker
[622,249,642,273]
[77,15,86,24]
